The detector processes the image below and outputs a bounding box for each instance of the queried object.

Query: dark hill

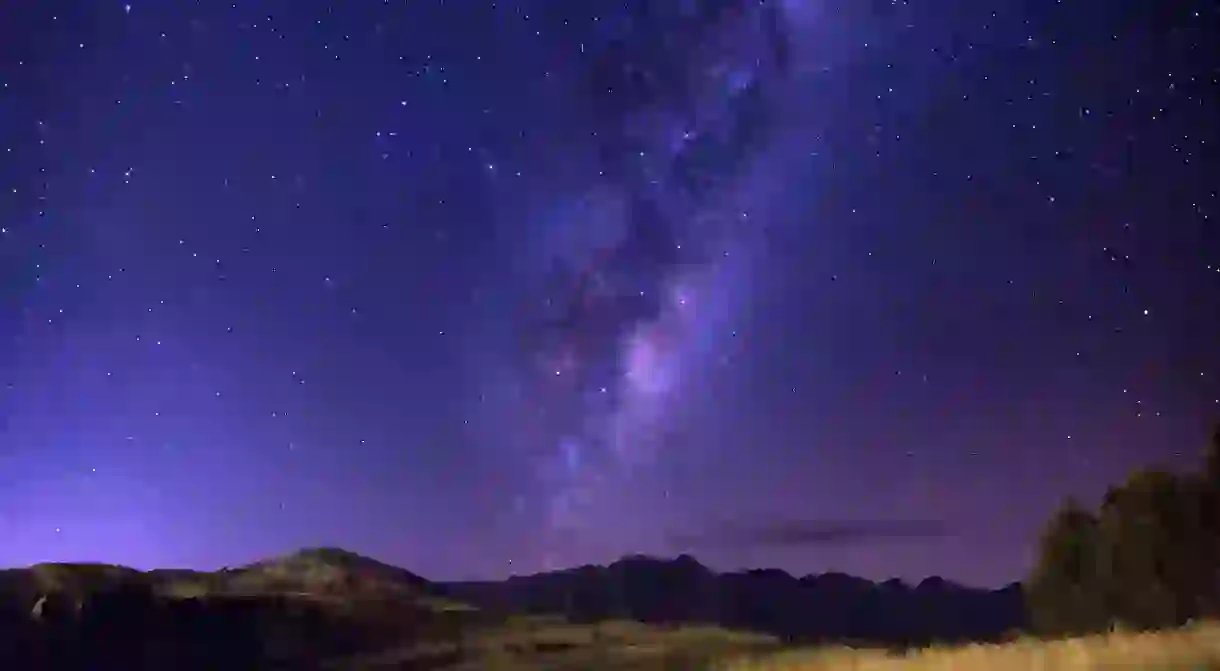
[0,549,481,669]
[214,546,441,598]
[442,554,1027,646]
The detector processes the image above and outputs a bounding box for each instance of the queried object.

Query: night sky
[2,0,1217,589]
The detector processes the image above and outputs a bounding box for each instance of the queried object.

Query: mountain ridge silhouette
[441,552,1026,645]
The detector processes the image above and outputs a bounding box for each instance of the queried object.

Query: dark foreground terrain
[0,548,1024,669]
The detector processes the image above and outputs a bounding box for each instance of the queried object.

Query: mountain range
[443,553,1026,646]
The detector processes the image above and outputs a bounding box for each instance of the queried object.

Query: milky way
[513,0,800,565]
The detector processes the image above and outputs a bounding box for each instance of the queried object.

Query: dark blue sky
[1,0,1216,588]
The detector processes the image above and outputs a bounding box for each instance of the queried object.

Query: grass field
[332,619,1220,670]
[718,621,1220,670]
[332,617,782,669]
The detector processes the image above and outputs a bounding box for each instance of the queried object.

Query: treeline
[1025,425,1220,635]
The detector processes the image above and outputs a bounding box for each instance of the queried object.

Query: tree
[1092,470,1208,629]
[1205,424,1220,493]
[1026,424,1220,636]
[1198,423,1220,612]
[1025,498,1107,635]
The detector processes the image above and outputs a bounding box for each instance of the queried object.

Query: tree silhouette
[1092,469,1207,629]
[1025,498,1107,635]
[1026,423,1220,635]
[1205,424,1220,491]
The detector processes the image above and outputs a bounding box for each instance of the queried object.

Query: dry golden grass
[717,621,1220,670]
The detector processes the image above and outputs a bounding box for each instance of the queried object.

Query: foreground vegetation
[341,618,1220,669]
[718,621,1220,670]
[1025,426,1220,635]
[334,617,780,669]
[343,620,1220,670]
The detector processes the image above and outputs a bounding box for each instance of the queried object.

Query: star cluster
[1,0,1217,586]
